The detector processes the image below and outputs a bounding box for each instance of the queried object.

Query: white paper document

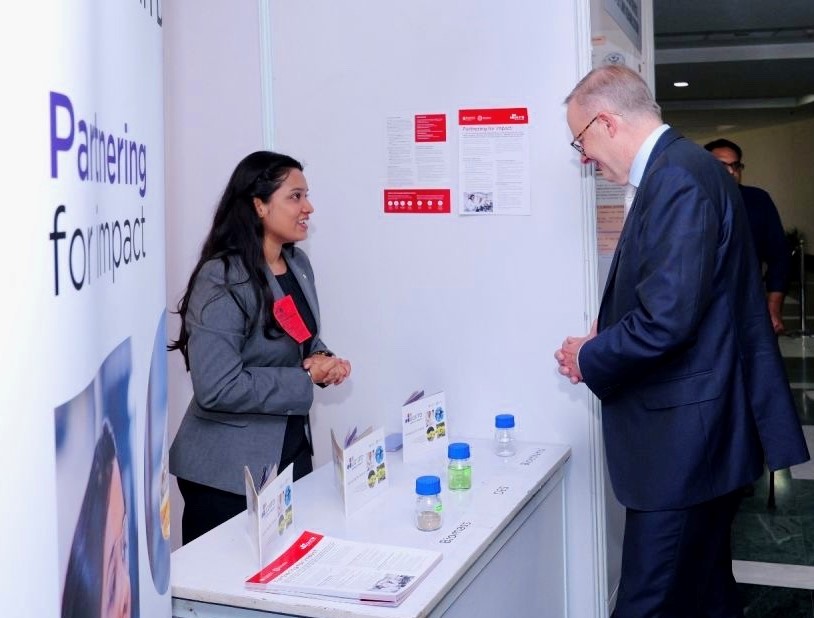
[385,113,452,188]
[458,107,530,216]
[245,530,442,606]
[383,113,452,214]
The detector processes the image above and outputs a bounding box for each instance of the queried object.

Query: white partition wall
[163,0,267,555]
[268,3,602,617]
[165,1,609,616]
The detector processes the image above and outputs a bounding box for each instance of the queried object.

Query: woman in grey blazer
[169,151,351,544]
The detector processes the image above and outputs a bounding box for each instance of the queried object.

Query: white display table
[172,439,570,618]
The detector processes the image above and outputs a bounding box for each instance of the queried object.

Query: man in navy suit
[554,65,809,617]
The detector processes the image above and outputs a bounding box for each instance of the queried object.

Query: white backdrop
[164,1,607,617]
[266,2,601,617]
[0,2,168,616]
[163,0,267,558]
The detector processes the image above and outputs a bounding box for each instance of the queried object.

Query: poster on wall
[596,174,626,256]
[458,107,531,216]
[7,1,170,617]
[604,0,642,51]
[383,113,452,214]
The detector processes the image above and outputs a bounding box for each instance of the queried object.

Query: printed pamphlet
[244,462,294,567]
[401,390,448,463]
[330,426,389,516]
[245,530,442,606]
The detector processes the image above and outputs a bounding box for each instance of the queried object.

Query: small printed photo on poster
[144,311,170,594]
[372,573,415,594]
[55,339,139,618]
[435,421,446,438]
[462,191,493,213]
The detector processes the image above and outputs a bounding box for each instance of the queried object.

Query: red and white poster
[384,113,452,214]
[383,188,451,214]
[458,107,531,216]
[596,172,626,255]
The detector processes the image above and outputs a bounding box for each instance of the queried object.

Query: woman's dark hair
[168,151,304,369]
[61,423,119,618]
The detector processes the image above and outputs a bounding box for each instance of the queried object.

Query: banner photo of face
[55,339,139,618]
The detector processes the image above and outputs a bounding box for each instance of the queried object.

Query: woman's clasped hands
[303,354,351,386]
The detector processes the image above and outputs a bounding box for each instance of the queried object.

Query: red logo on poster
[458,107,529,125]
[414,114,447,143]
[383,189,451,214]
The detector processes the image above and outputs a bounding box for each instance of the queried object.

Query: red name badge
[272,295,312,343]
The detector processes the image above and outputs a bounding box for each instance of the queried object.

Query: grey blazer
[169,245,330,494]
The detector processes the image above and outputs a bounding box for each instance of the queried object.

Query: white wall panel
[267,3,599,616]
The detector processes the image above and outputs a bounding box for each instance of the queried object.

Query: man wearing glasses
[704,138,790,334]
[554,64,809,617]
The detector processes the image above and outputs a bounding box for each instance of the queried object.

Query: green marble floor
[738,585,814,618]
[733,467,814,566]
[731,289,814,617]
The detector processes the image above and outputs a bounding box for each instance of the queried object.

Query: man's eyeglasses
[720,161,744,173]
[570,115,599,155]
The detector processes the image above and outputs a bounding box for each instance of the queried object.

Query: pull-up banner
[0,2,168,617]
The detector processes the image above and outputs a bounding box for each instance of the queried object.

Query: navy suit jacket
[580,129,809,511]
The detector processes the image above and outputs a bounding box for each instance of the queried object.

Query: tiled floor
[732,287,814,617]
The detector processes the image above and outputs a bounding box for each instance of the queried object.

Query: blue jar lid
[416,475,441,495]
[448,442,470,459]
[495,413,515,428]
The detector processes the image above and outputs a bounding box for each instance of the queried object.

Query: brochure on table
[245,530,442,607]
[401,390,448,464]
[331,426,389,516]
[244,462,294,568]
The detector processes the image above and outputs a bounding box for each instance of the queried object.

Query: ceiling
[653,0,814,138]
